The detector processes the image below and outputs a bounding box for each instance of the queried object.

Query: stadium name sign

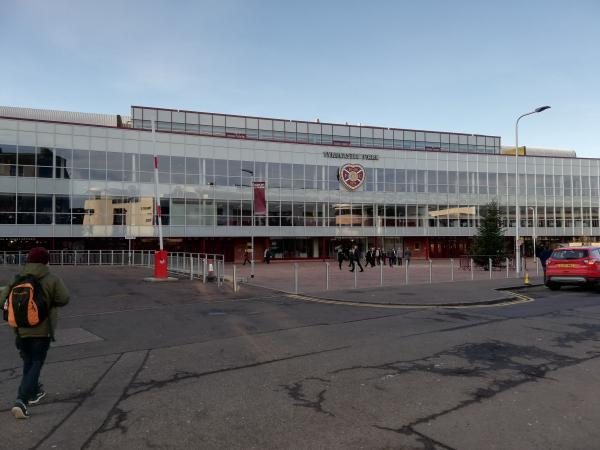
[323,151,379,161]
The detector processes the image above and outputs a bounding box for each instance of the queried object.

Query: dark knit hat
[27,247,49,265]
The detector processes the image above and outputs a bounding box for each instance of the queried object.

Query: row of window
[131,107,500,155]
[1,146,599,196]
[1,194,599,228]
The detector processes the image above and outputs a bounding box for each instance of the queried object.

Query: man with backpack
[1,247,69,419]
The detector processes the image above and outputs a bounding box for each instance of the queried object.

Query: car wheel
[546,282,561,291]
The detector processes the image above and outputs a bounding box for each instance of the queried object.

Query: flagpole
[242,168,255,278]
[152,120,164,251]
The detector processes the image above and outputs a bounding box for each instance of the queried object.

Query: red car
[545,247,600,290]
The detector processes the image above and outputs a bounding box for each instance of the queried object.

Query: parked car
[545,247,600,290]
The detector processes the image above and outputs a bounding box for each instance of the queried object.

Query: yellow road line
[286,289,534,310]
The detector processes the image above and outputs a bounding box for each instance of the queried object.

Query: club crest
[339,164,366,190]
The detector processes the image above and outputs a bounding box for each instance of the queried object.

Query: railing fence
[0,250,225,286]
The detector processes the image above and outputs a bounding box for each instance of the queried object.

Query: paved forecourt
[1,265,598,449]
[235,258,542,295]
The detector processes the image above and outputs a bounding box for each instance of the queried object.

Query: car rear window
[551,249,589,260]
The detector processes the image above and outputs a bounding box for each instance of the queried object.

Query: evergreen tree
[471,201,505,266]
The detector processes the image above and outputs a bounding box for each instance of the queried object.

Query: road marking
[285,290,534,310]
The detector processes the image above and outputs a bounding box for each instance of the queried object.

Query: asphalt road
[1,267,599,449]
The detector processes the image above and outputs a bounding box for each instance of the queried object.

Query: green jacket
[1,263,70,338]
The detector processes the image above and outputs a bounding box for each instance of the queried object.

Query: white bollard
[429,259,432,284]
[214,259,217,285]
[450,258,454,281]
[380,261,383,286]
[489,257,493,279]
[217,260,222,286]
[203,257,208,283]
[294,263,299,294]
[190,256,194,280]
[405,262,409,284]
[470,258,474,280]
[233,264,238,292]
[354,265,358,289]
[506,257,509,278]
[325,262,330,291]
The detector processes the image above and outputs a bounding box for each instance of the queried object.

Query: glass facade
[131,107,501,155]
[0,110,599,242]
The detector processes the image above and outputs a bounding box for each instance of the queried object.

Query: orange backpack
[3,274,48,328]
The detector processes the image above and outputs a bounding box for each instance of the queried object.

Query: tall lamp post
[515,106,550,274]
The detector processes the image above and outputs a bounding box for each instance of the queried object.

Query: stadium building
[0,105,598,262]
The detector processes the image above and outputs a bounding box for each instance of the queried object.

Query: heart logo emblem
[339,164,366,190]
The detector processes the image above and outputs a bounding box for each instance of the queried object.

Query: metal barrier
[459,255,517,271]
[271,256,534,294]
[0,250,225,286]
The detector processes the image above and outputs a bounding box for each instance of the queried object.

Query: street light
[515,106,550,274]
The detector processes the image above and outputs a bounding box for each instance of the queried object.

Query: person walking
[1,247,70,419]
[365,248,372,268]
[263,247,271,264]
[242,248,251,265]
[350,245,364,272]
[389,248,396,267]
[337,247,345,270]
[396,247,402,266]
[403,247,412,267]
[375,248,381,266]
[539,245,552,282]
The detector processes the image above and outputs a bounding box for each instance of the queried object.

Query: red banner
[253,181,266,216]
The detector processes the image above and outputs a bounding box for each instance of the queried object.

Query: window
[17,146,36,177]
[17,194,35,224]
[551,249,588,260]
[0,144,17,176]
[72,149,90,179]
[55,196,71,224]
[0,194,15,223]
[36,195,53,224]
[36,147,53,178]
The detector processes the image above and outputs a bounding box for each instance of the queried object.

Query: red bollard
[154,250,168,279]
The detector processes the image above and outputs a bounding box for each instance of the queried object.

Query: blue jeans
[16,337,51,403]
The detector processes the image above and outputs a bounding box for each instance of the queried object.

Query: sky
[1,0,599,157]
